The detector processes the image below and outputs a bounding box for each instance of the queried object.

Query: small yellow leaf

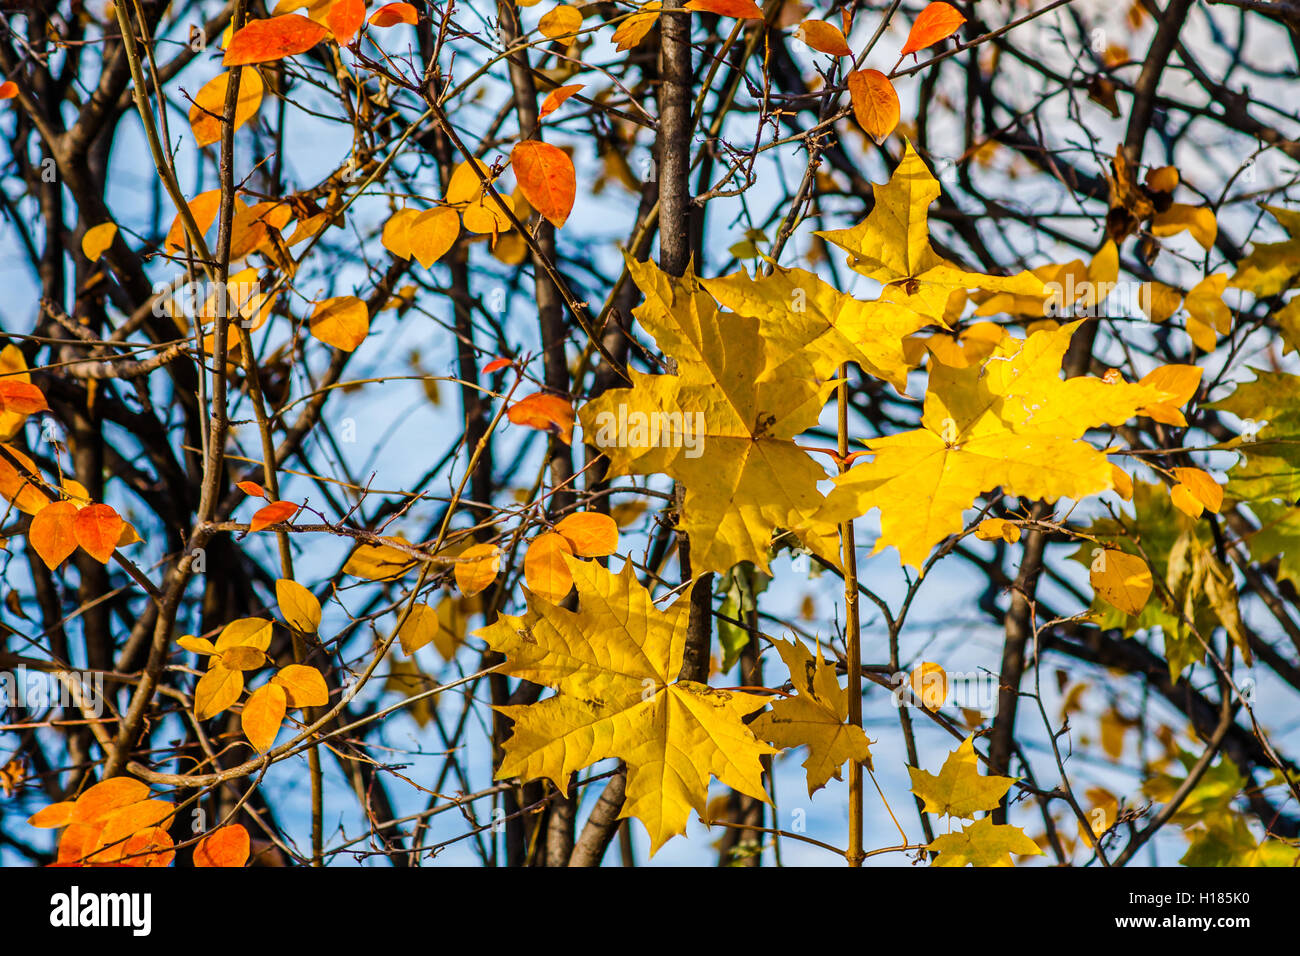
[1171,467,1222,514]
[219,645,266,670]
[908,661,948,709]
[270,663,329,708]
[81,223,118,261]
[407,206,459,267]
[188,68,264,147]
[445,158,495,205]
[276,578,322,632]
[1152,204,1217,250]
[454,543,501,597]
[1170,482,1204,518]
[1090,549,1152,616]
[538,4,582,38]
[310,295,369,351]
[179,634,218,656]
[1110,464,1134,501]
[974,518,1020,544]
[215,617,273,652]
[612,1,661,51]
[381,208,419,260]
[195,664,245,720]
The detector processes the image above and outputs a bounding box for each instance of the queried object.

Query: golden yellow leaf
[1171,466,1222,514]
[974,518,1020,543]
[215,617,273,652]
[908,735,1015,818]
[342,536,418,580]
[219,645,266,670]
[1090,548,1152,616]
[929,816,1042,867]
[454,543,501,596]
[1151,203,1217,250]
[612,1,661,51]
[270,663,329,708]
[476,559,775,854]
[276,578,322,632]
[816,323,1195,568]
[578,259,841,574]
[750,638,872,795]
[381,208,419,260]
[81,222,117,261]
[538,4,582,38]
[816,141,1046,323]
[445,158,495,204]
[407,206,459,267]
[195,664,244,720]
[310,295,369,351]
[188,68,264,147]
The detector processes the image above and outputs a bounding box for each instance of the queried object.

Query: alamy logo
[590,403,705,458]
[50,887,152,936]
[1,668,104,717]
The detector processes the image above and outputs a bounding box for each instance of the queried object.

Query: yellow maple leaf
[578,259,840,574]
[908,735,1014,819]
[703,264,930,390]
[750,638,873,796]
[816,322,1199,568]
[928,816,1043,867]
[815,140,1046,323]
[476,558,774,854]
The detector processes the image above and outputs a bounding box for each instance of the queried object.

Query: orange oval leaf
[370,2,418,27]
[508,392,575,444]
[250,499,298,532]
[524,533,575,603]
[685,0,763,18]
[0,380,48,416]
[194,824,251,867]
[555,512,619,557]
[511,140,576,229]
[847,69,899,143]
[900,1,966,57]
[73,503,124,564]
[29,500,79,569]
[242,682,287,753]
[540,84,584,119]
[455,542,501,597]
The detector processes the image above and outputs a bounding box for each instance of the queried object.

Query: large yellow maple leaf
[476,557,775,854]
[815,140,1046,323]
[702,265,930,390]
[750,638,873,796]
[578,258,840,574]
[816,322,1200,569]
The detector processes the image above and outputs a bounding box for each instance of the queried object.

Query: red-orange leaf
[847,69,899,143]
[900,1,966,57]
[0,81,16,100]
[0,380,47,416]
[250,499,298,532]
[73,503,124,564]
[223,14,329,66]
[540,84,584,119]
[326,0,365,45]
[194,824,251,867]
[508,392,575,444]
[685,0,763,18]
[29,500,79,569]
[511,140,576,229]
[369,1,418,26]
[237,480,268,498]
[483,357,513,374]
